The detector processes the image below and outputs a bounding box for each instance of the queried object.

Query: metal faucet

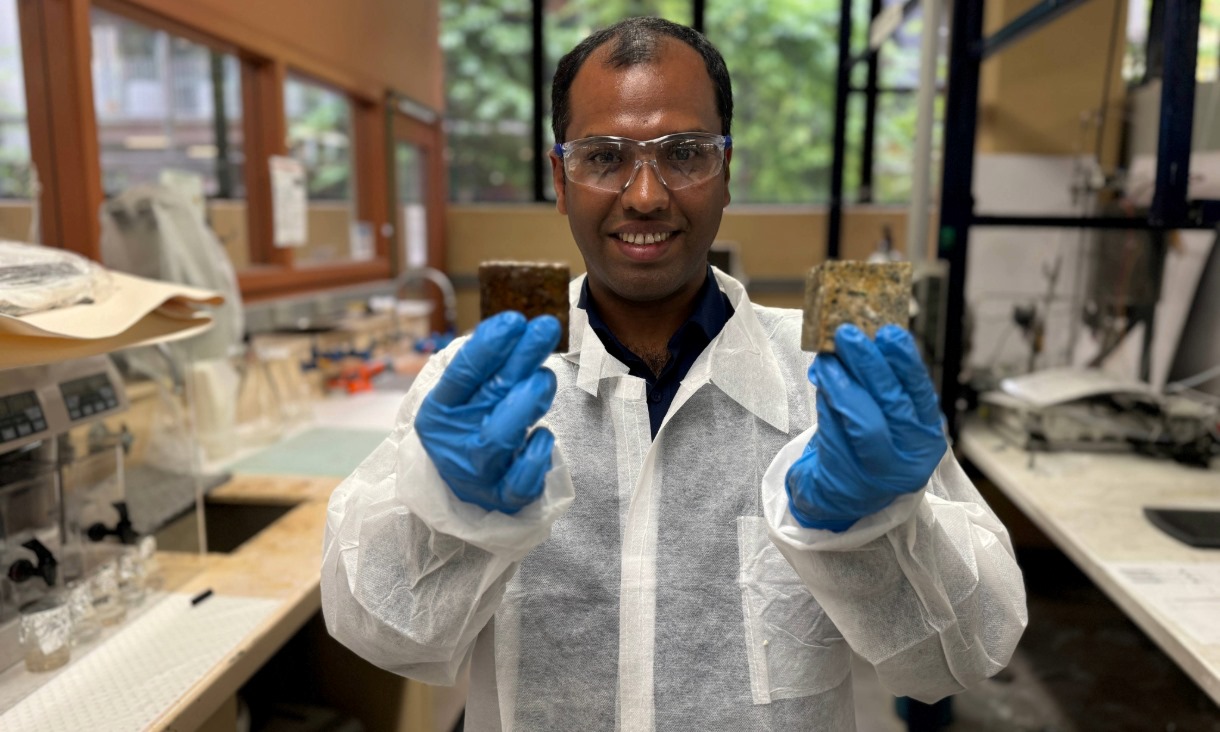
[87,501,139,546]
[7,538,58,588]
[394,267,458,334]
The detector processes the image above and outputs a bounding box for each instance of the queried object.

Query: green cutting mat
[228,427,388,477]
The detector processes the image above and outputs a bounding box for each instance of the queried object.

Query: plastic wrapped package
[0,240,114,316]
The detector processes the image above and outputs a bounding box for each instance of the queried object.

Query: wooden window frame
[16,0,418,302]
[390,109,447,275]
[390,105,449,333]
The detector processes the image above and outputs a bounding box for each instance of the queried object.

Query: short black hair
[551,17,733,144]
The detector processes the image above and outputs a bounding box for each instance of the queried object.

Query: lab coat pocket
[737,516,851,705]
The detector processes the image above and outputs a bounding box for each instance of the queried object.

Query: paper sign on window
[270,156,307,248]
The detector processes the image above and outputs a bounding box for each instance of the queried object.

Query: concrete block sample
[801,260,912,352]
[479,261,570,352]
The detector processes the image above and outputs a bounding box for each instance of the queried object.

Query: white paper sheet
[1109,562,1220,645]
[0,592,278,731]
[404,203,428,269]
[270,156,308,248]
[350,220,374,262]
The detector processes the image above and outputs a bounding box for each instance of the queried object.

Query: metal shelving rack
[936,0,1220,435]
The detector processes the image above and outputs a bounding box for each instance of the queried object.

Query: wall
[118,0,442,108]
[978,0,1128,168]
[0,202,34,243]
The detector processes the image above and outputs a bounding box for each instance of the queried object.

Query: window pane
[0,0,33,241]
[90,8,248,266]
[284,75,359,266]
[1202,0,1219,82]
[707,0,844,203]
[442,0,532,203]
[874,1,943,205]
[396,140,429,270]
[873,91,942,204]
[92,9,245,196]
[543,0,692,201]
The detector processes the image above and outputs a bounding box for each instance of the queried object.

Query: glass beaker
[19,596,72,672]
[91,560,126,627]
[118,546,146,606]
[67,580,100,645]
[234,343,285,447]
[139,535,163,592]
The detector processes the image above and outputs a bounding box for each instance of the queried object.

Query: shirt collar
[564,268,789,433]
[576,267,730,375]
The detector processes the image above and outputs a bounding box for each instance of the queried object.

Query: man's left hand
[786,324,946,531]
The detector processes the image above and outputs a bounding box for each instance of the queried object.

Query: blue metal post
[935,0,983,437]
[1150,0,1202,227]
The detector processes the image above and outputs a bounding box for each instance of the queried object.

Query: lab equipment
[786,324,947,530]
[90,560,125,627]
[118,546,146,607]
[18,595,71,672]
[415,313,561,513]
[980,368,1219,465]
[0,353,209,676]
[66,579,99,645]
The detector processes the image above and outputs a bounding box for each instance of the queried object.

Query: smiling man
[322,18,1026,731]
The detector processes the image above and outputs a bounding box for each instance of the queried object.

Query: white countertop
[959,418,1220,706]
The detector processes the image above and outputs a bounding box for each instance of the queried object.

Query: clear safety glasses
[554,132,732,193]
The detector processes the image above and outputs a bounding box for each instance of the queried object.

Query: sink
[153,501,293,554]
[202,502,294,554]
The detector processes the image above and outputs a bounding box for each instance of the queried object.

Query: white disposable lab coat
[321,269,1027,731]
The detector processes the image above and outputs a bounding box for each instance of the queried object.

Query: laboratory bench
[959,417,1220,707]
[0,390,468,732]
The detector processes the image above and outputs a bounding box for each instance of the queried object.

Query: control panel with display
[0,391,48,446]
[59,372,121,422]
[0,356,128,453]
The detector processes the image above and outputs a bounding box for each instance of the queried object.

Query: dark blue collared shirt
[579,267,734,438]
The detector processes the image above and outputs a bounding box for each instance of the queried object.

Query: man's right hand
[415,311,562,514]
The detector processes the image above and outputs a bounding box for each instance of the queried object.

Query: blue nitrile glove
[415,311,562,514]
[786,324,947,531]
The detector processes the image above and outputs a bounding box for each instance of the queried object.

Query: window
[441,0,533,203]
[0,0,33,241]
[1201,0,1219,82]
[871,2,944,204]
[284,74,359,266]
[1127,0,1220,83]
[441,0,899,205]
[90,8,248,266]
[707,0,844,204]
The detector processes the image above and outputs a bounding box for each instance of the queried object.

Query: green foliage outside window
[440,0,929,204]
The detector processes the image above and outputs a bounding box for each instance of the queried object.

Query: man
[322,17,1026,730]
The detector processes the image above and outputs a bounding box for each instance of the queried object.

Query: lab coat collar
[562,270,789,434]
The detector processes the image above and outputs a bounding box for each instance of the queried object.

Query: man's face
[550,40,731,310]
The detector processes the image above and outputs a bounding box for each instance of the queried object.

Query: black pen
[191,588,214,606]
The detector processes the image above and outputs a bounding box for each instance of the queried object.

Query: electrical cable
[1165,362,1220,391]
[1094,0,1123,168]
